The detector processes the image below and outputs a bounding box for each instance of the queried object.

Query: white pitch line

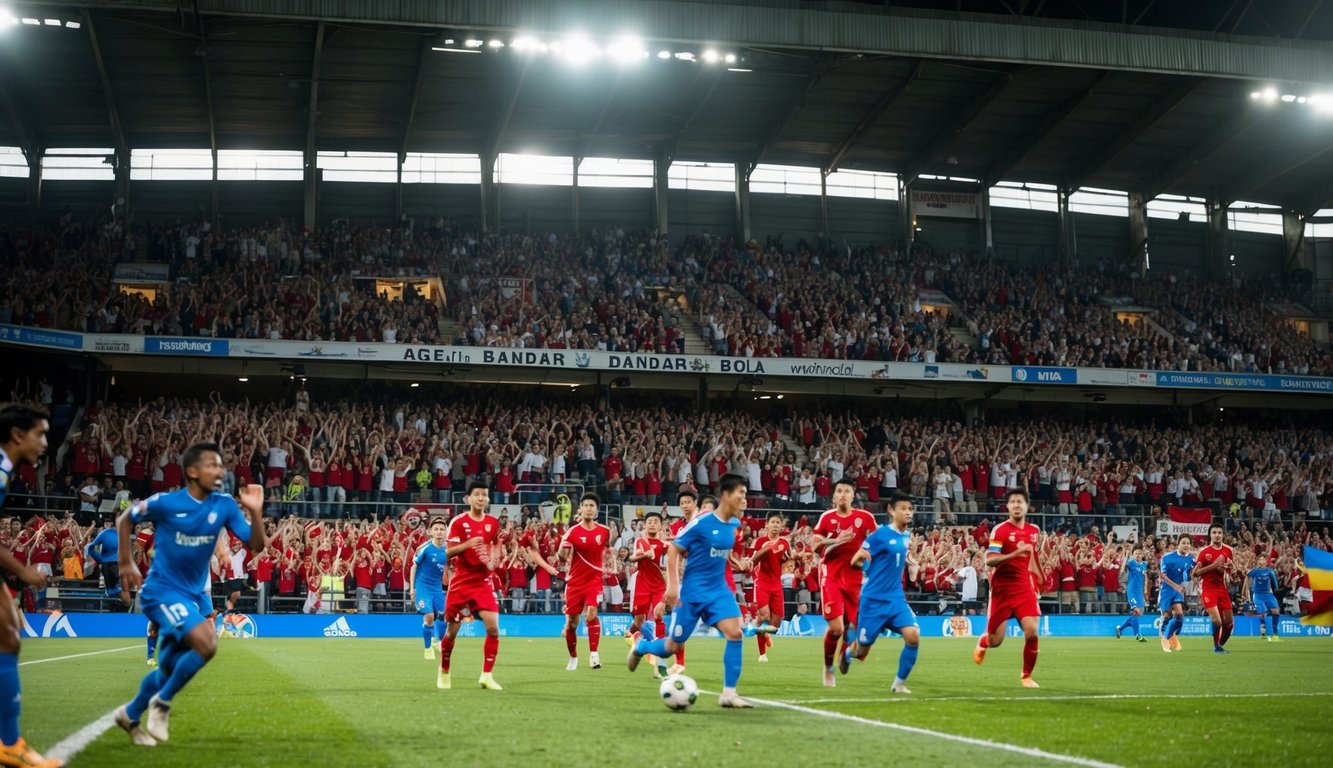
[703,690,1123,768]
[786,691,1333,705]
[20,645,141,666]
[44,709,119,763]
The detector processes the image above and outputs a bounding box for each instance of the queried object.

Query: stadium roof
[3,0,1333,211]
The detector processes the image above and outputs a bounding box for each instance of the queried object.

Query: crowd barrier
[21,611,1331,639]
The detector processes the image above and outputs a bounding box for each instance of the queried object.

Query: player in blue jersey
[837,493,921,693]
[1242,556,1282,642]
[1157,536,1194,653]
[0,403,64,767]
[628,473,753,708]
[113,441,266,747]
[1114,546,1149,642]
[410,517,449,659]
[86,522,133,609]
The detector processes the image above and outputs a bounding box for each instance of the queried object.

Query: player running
[1158,536,1194,653]
[114,441,267,747]
[628,474,754,708]
[1114,546,1149,642]
[1242,556,1282,642]
[625,512,670,675]
[813,478,877,687]
[86,521,133,609]
[748,511,791,662]
[409,518,449,659]
[559,493,611,671]
[1195,524,1235,654]
[838,493,921,693]
[438,481,504,691]
[0,404,63,767]
[973,488,1043,688]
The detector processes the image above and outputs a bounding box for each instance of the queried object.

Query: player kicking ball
[838,493,921,693]
[973,488,1042,688]
[114,442,268,746]
[628,474,754,708]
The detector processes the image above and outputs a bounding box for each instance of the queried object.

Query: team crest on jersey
[1009,534,1016,542]
[207,512,218,525]
[854,518,863,528]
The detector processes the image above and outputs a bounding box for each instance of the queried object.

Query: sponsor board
[145,337,229,356]
[910,189,980,219]
[1012,366,1078,385]
[0,324,83,350]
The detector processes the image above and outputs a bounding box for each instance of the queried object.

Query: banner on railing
[910,190,979,219]
[1157,506,1214,539]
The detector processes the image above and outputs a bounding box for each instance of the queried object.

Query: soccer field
[18,635,1333,767]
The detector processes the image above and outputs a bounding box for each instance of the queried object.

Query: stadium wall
[22,611,1331,640]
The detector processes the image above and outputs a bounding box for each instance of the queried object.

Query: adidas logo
[323,616,358,637]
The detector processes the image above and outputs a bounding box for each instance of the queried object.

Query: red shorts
[564,581,602,616]
[986,586,1041,636]
[752,583,785,621]
[819,569,860,625]
[444,584,499,622]
[630,583,664,617]
[1201,588,1233,613]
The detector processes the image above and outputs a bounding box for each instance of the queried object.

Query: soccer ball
[659,674,698,711]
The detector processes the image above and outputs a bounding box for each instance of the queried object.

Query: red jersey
[668,516,692,539]
[987,519,1040,594]
[1196,544,1233,592]
[446,513,499,590]
[560,523,610,586]
[750,535,790,589]
[633,536,670,592]
[814,508,877,582]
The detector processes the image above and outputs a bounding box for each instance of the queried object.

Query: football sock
[823,630,839,667]
[146,630,158,661]
[158,649,207,703]
[126,667,164,723]
[563,627,578,658]
[440,637,456,673]
[586,618,601,653]
[1220,620,1232,646]
[639,621,655,642]
[978,633,991,649]
[422,622,433,649]
[0,653,19,746]
[1129,614,1140,635]
[1212,622,1223,648]
[156,635,185,677]
[636,638,670,659]
[723,639,743,688]
[482,635,498,673]
[434,620,447,644]
[1170,615,1184,638]
[1269,615,1280,636]
[675,646,685,667]
[898,643,919,682]
[756,633,768,654]
[655,619,666,643]
[1021,637,1038,678]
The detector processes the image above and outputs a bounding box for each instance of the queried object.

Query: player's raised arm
[237,484,267,553]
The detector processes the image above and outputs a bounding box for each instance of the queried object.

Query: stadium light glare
[433,46,480,54]
[511,36,538,51]
[410,382,420,388]
[487,39,504,48]
[558,33,600,66]
[657,50,671,59]
[21,17,38,25]
[702,49,720,64]
[724,53,736,64]
[674,51,695,62]
[43,18,59,26]
[1261,87,1278,102]
[464,39,483,48]
[1250,92,1261,99]
[1281,94,1297,102]
[0,10,15,29]
[64,20,79,28]
[237,377,249,382]
[727,68,752,73]
[606,36,646,65]
[1297,96,1308,104]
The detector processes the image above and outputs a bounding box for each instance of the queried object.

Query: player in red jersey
[813,478,878,687]
[438,480,504,691]
[974,488,1043,688]
[626,511,670,670]
[559,493,612,671]
[1194,523,1235,654]
[749,511,791,661]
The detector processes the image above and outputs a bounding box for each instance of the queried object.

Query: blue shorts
[855,598,918,647]
[1158,587,1183,612]
[667,589,741,644]
[141,585,209,641]
[1254,594,1279,613]
[415,589,445,616]
[1127,593,1145,611]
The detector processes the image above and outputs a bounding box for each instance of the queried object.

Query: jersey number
[160,602,191,628]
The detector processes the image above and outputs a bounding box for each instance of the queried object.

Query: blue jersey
[129,489,252,596]
[86,528,119,564]
[1247,567,1278,595]
[1160,552,1194,589]
[672,511,741,597]
[861,524,910,600]
[0,447,14,507]
[413,542,448,592]
[1126,559,1147,596]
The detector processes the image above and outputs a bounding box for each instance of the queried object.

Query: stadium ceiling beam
[751,55,830,171]
[49,0,1333,85]
[0,79,39,169]
[664,68,724,164]
[985,69,1112,187]
[1141,107,1262,201]
[81,10,129,164]
[487,57,530,159]
[900,71,1011,187]
[305,22,326,163]
[193,2,218,166]
[400,36,431,155]
[824,59,924,176]
[1223,144,1333,209]
[1066,76,1202,192]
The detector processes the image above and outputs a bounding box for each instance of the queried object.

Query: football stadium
[0,1,1332,766]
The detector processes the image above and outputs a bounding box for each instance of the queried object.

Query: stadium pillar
[735,164,751,241]
[1283,210,1313,273]
[572,156,581,233]
[27,159,41,223]
[303,149,317,229]
[1205,198,1232,280]
[819,170,829,240]
[1128,191,1149,275]
[1057,187,1074,264]
[978,184,993,253]
[653,154,669,235]
[900,177,914,250]
[479,151,496,232]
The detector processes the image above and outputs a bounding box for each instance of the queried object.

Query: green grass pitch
[17,634,1333,767]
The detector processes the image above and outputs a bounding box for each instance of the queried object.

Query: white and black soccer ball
[659,674,698,711]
